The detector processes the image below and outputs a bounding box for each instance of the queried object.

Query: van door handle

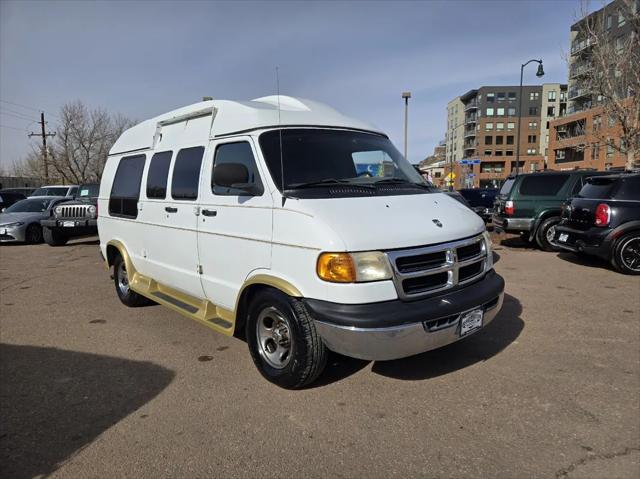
[165,207,178,213]
[202,209,217,217]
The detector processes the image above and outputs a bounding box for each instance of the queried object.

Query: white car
[29,185,79,198]
[98,96,505,388]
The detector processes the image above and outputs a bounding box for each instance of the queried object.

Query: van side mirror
[213,163,260,195]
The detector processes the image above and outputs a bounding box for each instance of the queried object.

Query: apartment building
[444,97,465,182]
[549,0,637,171]
[445,84,566,188]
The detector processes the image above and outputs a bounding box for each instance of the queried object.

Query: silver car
[0,197,65,244]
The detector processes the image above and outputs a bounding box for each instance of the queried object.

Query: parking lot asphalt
[1,235,639,479]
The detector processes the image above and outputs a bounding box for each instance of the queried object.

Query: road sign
[445,172,456,180]
[458,159,481,165]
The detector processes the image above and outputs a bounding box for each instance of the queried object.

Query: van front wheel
[246,289,327,389]
[113,254,152,307]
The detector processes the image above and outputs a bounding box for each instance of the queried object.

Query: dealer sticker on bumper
[558,233,569,243]
[460,309,483,336]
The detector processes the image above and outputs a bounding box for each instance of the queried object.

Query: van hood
[287,192,485,251]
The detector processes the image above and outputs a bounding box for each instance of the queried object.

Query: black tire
[25,224,43,244]
[113,254,152,307]
[43,227,69,246]
[535,217,561,252]
[246,288,327,389]
[611,232,640,275]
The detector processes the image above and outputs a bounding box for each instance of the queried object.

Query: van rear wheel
[113,254,152,307]
[246,289,327,389]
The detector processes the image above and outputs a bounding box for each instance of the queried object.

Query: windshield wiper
[286,179,375,190]
[370,178,433,189]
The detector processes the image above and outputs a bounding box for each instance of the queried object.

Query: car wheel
[25,224,43,244]
[43,227,69,246]
[113,254,152,307]
[536,217,561,252]
[246,288,327,389]
[612,232,640,275]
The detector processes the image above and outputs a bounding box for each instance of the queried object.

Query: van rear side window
[519,174,569,196]
[146,151,172,199]
[171,146,204,201]
[109,154,146,218]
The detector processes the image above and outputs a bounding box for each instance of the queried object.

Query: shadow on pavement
[0,344,174,479]
[372,293,523,380]
[498,235,538,250]
[556,251,613,272]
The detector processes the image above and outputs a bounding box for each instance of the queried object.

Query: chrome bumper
[314,293,504,361]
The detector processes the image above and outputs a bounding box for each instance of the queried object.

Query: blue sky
[0,0,584,170]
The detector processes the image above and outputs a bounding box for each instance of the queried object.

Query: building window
[593,115,601,131]
[508,92,516,102]
[607,143,614,158]
[506,150,514,156]
[496,136,504,145]
[615,36,624,54]
[529,92,539,101]
[487,93,495,103]
[528,135,537,143]
[528,121,538,129]
[530,163,539,172]
[527,148,536,155]
[486,108,494,116]
[507,122,515,131]
[484,150,492,156]
[529,107,538,115]
[506,135,514,145]
[497,92,505,102]
[592,143,600,160]
[497,108,505,116]
[548,91,556,101]
[618,10,626,26]
[556,150,566,160]
[608,113,616,127]
[496,122,504,131]
[495,150,504,156]
[485,136,493,145]
[605,162,613,170]
[606,14,612,30]
[621,138,627,153]
[560,91,567,102]
[547,106,555,116]
[486,122,494,131]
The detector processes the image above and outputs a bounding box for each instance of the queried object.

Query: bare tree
[576,0,640,169]
[16,101,135,183]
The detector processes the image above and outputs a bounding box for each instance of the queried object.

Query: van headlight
[483,230,494,269]
[317,251,393,283]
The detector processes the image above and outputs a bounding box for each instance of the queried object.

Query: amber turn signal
[317,253,356,283]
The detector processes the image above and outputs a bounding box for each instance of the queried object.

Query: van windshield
[259,129,433,198]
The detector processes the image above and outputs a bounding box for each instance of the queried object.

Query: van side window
[171,146,204,201]
[146,151,172,199]
[109,154,146,218]
[212,142,264,196]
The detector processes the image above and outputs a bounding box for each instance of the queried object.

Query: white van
[99,96,504,388]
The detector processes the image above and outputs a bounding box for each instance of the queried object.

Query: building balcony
[568,87,591,101]
[464,129,476,138]
[569,63,592,79]
[570,37,594,56]
[464,114,478,124]
[464,100,479,111]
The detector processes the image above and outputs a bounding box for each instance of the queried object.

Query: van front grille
[386,234,488,300]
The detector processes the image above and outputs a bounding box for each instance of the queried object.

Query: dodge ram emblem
[432,219,443,228]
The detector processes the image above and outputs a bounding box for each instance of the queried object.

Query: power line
[0,111,39,123]
[28,112,56,181]
[0,124,30,132]
[0,99,61,120]
[0,107,40,121]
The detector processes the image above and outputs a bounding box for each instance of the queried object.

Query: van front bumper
[305,270,505,361]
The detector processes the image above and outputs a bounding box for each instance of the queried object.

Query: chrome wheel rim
[546,224,557,243]
[256,306,293,369]
[116,261,130,295]
[620,237,640,272]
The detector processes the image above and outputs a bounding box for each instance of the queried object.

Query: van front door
[197,137,273,311]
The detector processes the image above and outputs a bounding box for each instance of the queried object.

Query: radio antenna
[276,66,286,207]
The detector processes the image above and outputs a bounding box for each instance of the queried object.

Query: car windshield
[259,129,430,197]
[4,198,53,213]
[77,184,99,198]
[32,187,69,196]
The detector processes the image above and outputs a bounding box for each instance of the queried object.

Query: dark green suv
[492,170,610,251]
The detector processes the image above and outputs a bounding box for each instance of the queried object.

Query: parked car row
[0,184,99,245]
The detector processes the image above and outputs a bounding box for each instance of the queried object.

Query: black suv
[41,184,99,246]
[493,170,610,250]
[552,173,640,275]
[458,188,498,223]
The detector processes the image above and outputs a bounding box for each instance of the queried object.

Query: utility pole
[28,112,56,182]
[402,92,411,160]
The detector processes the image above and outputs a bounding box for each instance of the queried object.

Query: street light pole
[402,91,411,161]
[515,59,544,176]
